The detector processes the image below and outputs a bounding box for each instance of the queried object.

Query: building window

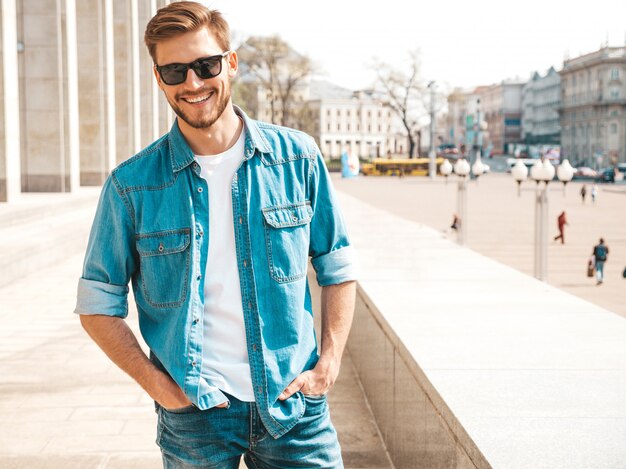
[611,123,618,134]
[347,110,351,117]
[347,124,350,131]
[610,88,620,99]
[337,123,341,131]
[327,110,331,116]
[327,123,331,131]
[610,68,620,80]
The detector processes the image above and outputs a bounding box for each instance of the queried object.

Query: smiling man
[74,2,356,468]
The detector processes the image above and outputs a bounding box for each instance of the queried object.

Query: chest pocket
[262,202,312,283]
[136,229,191,308]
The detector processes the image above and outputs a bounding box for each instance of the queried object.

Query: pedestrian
[580,184,587,203]
[591,183,598,203]
[553,210,568,244]
[450,213,460,231]
[74,3,357,467]
[592,238,609,285]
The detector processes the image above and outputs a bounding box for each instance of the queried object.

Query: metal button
[197,275,202,281]
[243,260,247,267]
[253,344,257,351]
[193,318,199,324]
[239,217,243,224]
[197,187,203,193]
[192,361,197,367]
[158,243,164,252]
[292,216,298,222]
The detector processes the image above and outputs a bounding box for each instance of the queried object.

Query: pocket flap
[262,202,313,229]
[136,229,190,257]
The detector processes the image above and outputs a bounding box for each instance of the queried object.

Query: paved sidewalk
[0,197,390,468]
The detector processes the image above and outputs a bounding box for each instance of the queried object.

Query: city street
[334,172,626,319]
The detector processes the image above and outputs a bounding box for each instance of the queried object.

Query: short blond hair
[144,1,230,63]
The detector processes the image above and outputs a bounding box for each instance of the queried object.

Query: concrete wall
[348,288,485,468]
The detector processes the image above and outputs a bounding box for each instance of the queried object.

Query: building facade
[560,46,626,166]
[0,0,174,202]
[478,81,524,155]
[522,67,561,145]
[307,83,395,159]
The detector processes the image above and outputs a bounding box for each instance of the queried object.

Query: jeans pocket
[136,228,191,308]
[262,202,312,283]
[162,404,198,414]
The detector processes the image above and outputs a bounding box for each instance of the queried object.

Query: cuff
[74,277,129,318]
[311,245,358,286]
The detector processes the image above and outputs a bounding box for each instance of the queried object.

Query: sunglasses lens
[194,57,222,79]
[159,64,187,85]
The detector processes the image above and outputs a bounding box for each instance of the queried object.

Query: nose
[184,68,205,89]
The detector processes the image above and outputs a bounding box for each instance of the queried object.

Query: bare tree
[237,35,312,127]
[372,50,426,158]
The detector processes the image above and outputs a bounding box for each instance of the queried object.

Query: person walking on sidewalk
[591,183,598,203]
[592,238,609,285]
[553,210,568,244]
[580,184,587,204]
[74,3,357,467]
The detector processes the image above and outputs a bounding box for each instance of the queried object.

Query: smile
[182,92,212,104]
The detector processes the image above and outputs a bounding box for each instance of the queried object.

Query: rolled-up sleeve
[74,174,137,318]
[308,148,358,286]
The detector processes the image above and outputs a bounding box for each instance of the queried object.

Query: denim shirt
[74,106,357,438]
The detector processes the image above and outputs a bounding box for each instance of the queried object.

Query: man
[74,2,357,468]
[553,210,568,244]
[592,238,609,285]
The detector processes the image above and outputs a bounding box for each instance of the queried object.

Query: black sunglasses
[156,51,230,86]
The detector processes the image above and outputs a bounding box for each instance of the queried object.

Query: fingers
[279,374,306,400]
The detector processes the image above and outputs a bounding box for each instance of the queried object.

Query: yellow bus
[360,157,445,176]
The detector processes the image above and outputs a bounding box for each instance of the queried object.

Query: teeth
[185,94,210,103]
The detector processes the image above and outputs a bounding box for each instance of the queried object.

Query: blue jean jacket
[74,106,357,438]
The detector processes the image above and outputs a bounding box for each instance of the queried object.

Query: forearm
[318,280,356,371]
[79,314,187,406]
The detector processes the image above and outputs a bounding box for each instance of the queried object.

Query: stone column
[156,0,174,135]
[138,0,158,147]
[0,0,21,201]
[19,0,80,193]
[112,0,138,163]
[76,0,116,185]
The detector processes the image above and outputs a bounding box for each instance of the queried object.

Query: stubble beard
[168,84,231,130]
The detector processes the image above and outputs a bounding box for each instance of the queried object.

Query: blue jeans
[156,393,343,468]
[596,261,605,282]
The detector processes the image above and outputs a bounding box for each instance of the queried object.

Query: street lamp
[513,158,573,281]
[511,160,528,197]
[440,158,453,184]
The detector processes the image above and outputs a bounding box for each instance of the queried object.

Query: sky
[206,0,626,94]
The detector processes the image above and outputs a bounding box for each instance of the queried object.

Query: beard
[167,84,231,130]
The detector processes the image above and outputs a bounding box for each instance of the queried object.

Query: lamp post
[428,81,436,179]
[512,158,574,281]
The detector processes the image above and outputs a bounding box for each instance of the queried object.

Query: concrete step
[0,189,101,288]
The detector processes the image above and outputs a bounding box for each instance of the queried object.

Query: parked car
[596,167,615,183]
[573,167,598,180]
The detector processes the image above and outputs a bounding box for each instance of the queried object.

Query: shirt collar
[168,105,272,173]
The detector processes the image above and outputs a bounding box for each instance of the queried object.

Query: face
[154,27,237,130]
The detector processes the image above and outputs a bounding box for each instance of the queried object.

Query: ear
[227,50,238,78]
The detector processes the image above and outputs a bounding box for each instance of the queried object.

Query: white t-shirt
[194,129,255,402]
